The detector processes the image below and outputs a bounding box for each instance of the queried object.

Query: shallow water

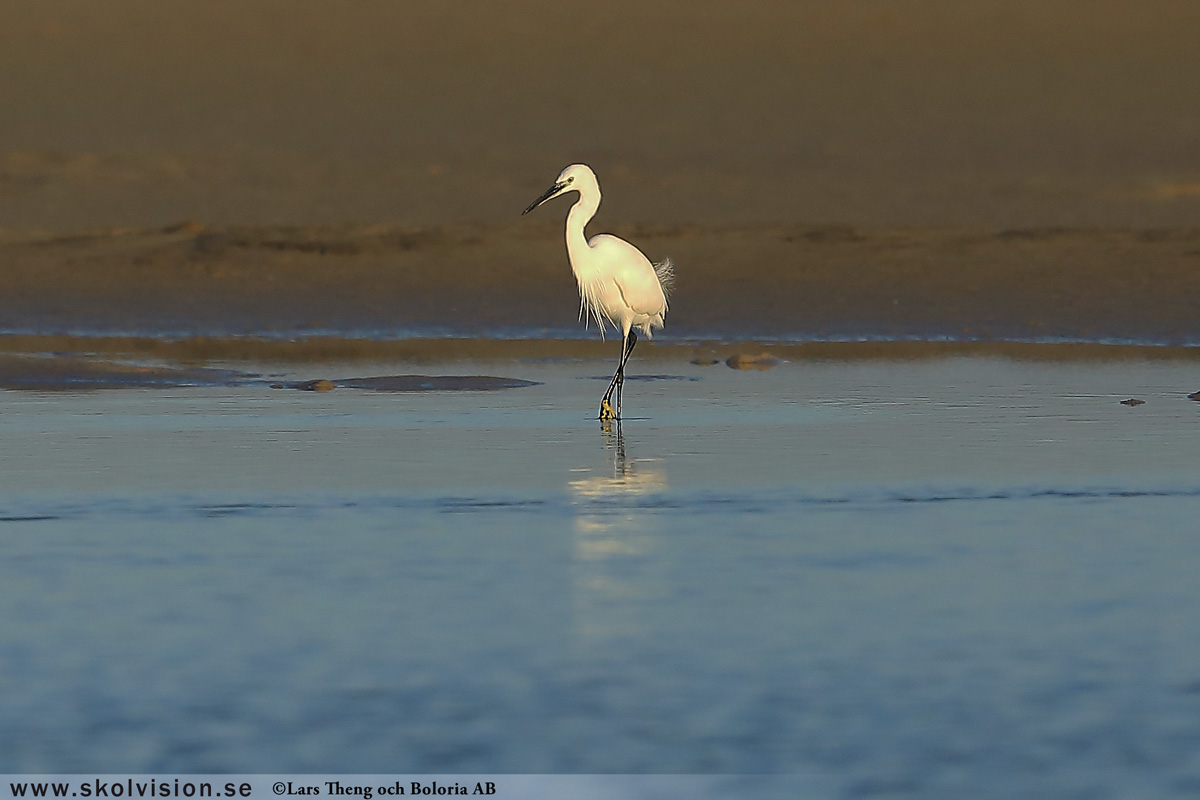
[2,357,1200,797]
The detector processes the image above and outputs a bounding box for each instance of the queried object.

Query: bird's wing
[590,234,667,317]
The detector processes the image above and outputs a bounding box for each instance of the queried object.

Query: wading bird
[522,164,673,420]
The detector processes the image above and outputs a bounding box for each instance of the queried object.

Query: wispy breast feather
[577,277,612,339]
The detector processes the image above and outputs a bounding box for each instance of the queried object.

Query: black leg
[599,333,629,420]
[615,367,623,419]
[616,330,637,418]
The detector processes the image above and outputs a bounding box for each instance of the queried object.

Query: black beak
[522,182,565,215]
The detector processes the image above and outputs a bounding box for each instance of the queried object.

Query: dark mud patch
[0,354,248,391]
[279,375,540,392]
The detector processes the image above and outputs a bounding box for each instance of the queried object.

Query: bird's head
[522,164,596,215]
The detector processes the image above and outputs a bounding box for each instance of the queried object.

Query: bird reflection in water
[567,422,668,641]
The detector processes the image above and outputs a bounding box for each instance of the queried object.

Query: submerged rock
[1120,398,1145,406]
[1189,390,1200,401]
[726,352,780,370]
[297,379,336,392]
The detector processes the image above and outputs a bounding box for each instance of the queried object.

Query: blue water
[2,357,1199,797]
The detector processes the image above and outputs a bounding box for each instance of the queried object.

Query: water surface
[2,357,1199,798]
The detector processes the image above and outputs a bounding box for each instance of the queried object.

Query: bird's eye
[566,177,574,183]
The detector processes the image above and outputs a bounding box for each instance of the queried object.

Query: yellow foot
[599,399,617,420]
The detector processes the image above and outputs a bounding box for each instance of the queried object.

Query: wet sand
[1,223,1199,344]
[1,337,1199,397]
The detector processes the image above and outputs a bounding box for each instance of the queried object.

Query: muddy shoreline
[1,222,1198,345]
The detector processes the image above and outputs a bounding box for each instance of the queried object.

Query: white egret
[523,164,673,420]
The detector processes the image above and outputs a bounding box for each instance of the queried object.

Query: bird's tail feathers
[653,257,675,298]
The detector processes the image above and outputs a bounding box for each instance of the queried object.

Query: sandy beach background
[2,0,1200,231]
[1,1,1199,352]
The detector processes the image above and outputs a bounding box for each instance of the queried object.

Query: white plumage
[523,164,673,420]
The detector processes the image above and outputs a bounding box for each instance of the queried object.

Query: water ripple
[1,483,1198,525]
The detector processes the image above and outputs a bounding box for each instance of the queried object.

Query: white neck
[564,186,600,277]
